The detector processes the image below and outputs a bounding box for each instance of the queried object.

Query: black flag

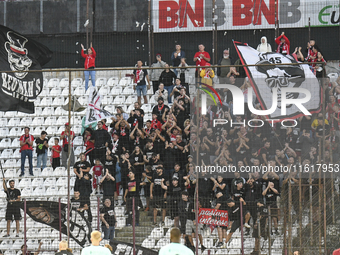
[0,25,52,113]
[21,201,92,247]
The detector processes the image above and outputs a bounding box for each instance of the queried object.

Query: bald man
[55,240,73,255]
[159,227,194,255]
[81,231,111,255]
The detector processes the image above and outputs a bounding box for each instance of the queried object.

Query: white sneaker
[244,223,251,229]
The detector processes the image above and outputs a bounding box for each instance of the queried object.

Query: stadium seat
[126,104,134,113]
[96,78,107,87]
[141,103,152,113]
[107,77,119,87]
[119,77,132,86]
[61,87,71,96]
[73,125,82,134]
[74,86,86,97]
[26,239,39,250]
[144,113,152,122]
[31,117,45,127]
[41,167,54,177]
[99,86,110,96]
[77,95,89,105]
[126,95,138,105]
[45,116,57,127]
[0,138,11,149]
[10,127,23,137]
[12,239,24,250]
[71,78,83,88]
[74,146,85,156]
[7,118,20,127]
[21,187,33,197]
[113,95,125,105]
[102,95,113,106]
[46,185,58,196]
[47,78,60,88]
[41,106,55,117]
[54,167,66,176]
[60,78,69,88]
[0,128,9,137]
[34,107,43,117]
[58,186,67,195]
[20,117,33,127]
[73,136,83,146]
[121,85,134,95]
[56,177,68,187]
[39,87,50,97]
[31,178,44,187]
[38,228,52,238]
[111,86,123,95]
[150,228,164,240]
[12,149,21,159]
[4,169,17,178]
[50,87,62,96]
[32,167,41,177]
[26,228,39,237]
[116,217,126,228]
[40,97,53,107]
[33,127,45,136]
[328,72,338,82]
[3,159,17,169]
[0,118,8,127]
[0,240,13,250]
[55,106,67,116]
[57,116,69,126]
[46,126,58,136]
[33,186,45,197]
[10,138,19,149]
[141,238,155,249]
[52,96,65,107]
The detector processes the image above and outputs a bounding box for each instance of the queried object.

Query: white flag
[85,87,114,125]
[234,41,321,120]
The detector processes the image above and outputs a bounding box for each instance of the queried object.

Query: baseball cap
[172,176,179,180]
[156,53,162,57]
[65,123,69,126]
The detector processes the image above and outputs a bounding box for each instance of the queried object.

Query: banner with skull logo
[0,25,52,113]
[234,41,321,121]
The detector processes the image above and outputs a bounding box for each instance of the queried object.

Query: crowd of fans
[6,33,337,254]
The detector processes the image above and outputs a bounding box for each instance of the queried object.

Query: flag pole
[67,71,72,246]
[86,0,89,49]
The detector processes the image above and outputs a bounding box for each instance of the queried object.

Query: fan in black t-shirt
[100,198,117,242]
[3,178,21,237]
[150,166,167,226]
[73,153,91,191]
[124,170,140,226]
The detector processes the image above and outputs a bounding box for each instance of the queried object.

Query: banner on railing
[22,201,92,247]
[198,208,229,226]
[152,0,339,32]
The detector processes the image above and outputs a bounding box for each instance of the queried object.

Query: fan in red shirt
[51,137,62,169]
[150,113,162,131]
[92,159,104,194]
[275,32,290,55]
[81,42,96,90]
[193,44,211,77]
[19,127,34,177]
